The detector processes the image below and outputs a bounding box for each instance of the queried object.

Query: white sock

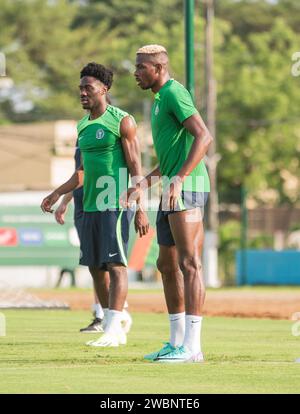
[93,303,104,319]
[183,315,203,354]
[105,310,123,336]
[102,308,109,329]
[122,309,131,322]
[169,312,185,347]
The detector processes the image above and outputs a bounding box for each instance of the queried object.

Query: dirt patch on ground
[31,289,300,320]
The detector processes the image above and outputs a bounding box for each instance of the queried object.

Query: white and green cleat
[155,345,204,363]
[144,342,176,361]
[86,331,126,347]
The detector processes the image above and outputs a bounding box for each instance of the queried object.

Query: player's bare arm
[178,113,213,179]
[54,191,73,225]
[140,165,161,189]
[41,165,84,213]
[122,165,161,208]
[120,116,149,237]
[167,113,213,210]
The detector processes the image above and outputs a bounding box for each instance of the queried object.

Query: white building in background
[0,120,77,191]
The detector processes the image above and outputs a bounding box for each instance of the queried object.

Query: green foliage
[248,234,274,249]
[217,0,300,36]
[218,220,241,285]
[0,0,84,120]
[0,0,299,204]
[219,219,275,284]
[216,17,300,204]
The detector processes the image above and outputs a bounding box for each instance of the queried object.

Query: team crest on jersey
[155,104,159,115]
[96,128,105,139]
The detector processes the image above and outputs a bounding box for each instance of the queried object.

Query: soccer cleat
[121,309,132,334]
[80,317,104,334]
[86,329,127,347]
[117,329,127,345]
[155,345,204,363]
[144,342,176,361]
[86,333,120,347]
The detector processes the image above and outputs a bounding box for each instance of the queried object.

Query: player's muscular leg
[106,263,128,311]
[88,268,110,308]
[168,209,205,316]
[157,245,185,314]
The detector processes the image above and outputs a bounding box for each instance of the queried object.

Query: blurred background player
[42,62,149,347]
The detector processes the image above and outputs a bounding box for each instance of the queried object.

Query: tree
[0,0,299,205]
[216,18,300,204]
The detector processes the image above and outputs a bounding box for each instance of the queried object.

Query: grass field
[0,310,300,394]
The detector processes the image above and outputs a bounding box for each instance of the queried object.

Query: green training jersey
[77,105,130,212]
[151,79,210,193]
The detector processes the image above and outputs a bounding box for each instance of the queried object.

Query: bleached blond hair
[136,44,168,55]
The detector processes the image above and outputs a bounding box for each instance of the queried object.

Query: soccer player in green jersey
[125,45,213,362]
[54,106,133,336]
[41,62,149,347]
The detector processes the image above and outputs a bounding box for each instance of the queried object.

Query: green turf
[0,310,299,394]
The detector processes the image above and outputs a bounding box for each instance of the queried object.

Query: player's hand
[40,191,60,213]
[134,210,149,237]
[120,186,142,208]
[54,202,68,225]
[167,176,183,211]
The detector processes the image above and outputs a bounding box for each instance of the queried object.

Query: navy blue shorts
[74,212,83,242]
[74,196,84,241]
[79,209,134,269]
[156,191,209,246]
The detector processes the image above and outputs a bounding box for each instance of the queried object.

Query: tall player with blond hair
[124,45,213,362]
